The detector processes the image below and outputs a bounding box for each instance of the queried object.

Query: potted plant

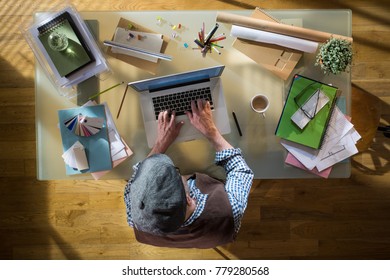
[315,37,353,75]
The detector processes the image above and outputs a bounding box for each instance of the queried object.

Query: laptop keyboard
[152,87,214,120]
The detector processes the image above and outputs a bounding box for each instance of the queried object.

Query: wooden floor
[0,0,389,259]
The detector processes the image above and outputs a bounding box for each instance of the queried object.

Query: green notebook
[275,74,338,149]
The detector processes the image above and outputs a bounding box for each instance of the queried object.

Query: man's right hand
[186,99,232,151]
[186,99,218,139]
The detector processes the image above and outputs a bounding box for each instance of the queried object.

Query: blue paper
[58,104,112,175]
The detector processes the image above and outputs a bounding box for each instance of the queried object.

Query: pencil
[116,85,129,119]
[88,81,124,100]
[204,23,219,45]
[212,46,221,55]
[209,36,226,43]
[194,38,205,48]
[212,33,225,40]
[232,111,242,136]
[211,42,224,48]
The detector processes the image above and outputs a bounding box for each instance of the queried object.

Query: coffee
[252,96,267,111]
[250,94,270,118]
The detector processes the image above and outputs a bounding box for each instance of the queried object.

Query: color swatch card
[62,141,89,171]
[58,104,112,175]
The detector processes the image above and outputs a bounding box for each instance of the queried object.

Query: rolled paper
[231,25,319,53]
[216,11,353,43]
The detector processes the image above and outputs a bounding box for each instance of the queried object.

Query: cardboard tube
[216,11,353,43]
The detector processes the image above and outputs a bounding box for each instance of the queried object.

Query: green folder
[275,74,338,149]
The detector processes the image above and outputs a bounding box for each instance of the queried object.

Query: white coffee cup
[250,94,270,118]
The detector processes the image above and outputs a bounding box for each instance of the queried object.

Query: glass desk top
[35,9,352,180]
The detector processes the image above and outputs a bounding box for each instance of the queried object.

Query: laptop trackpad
[178,119,201,141]
[145,116,202,148]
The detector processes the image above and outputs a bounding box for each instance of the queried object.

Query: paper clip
[127,33,135,40]
[170,23,182,30]
[156,16,164,26]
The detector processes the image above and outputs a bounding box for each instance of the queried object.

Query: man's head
[130,154,186,235]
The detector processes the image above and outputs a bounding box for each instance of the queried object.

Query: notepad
[37,11,95,77]
[111,28,164,63]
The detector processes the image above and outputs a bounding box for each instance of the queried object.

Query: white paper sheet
[291,89,330,129]
[281,106,361,172]
[112,28,164,63]
[316,134,359,172]
[231,25,319,53]
[62,141,89,171]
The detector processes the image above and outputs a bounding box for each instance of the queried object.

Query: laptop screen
[128,65,225,92]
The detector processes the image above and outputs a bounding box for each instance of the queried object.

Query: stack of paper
[58,104,112,175]
[87,101,133,180]
[58,101,133,179]
[281,105,361,178]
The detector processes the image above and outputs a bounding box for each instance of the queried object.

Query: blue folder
[58,104,112,175]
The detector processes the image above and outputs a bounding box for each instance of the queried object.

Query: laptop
[128,65,231,148]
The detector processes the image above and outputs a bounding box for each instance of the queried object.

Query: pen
[201,44,211,54]
[211,42,224,48]
[204,23,219,45]
[212,46,221,55]
[194,38,205,48]
[209,36,226,43]
[202,22,205,43]
[212,33,225,40]
[198,31,203,42]
[88,81,124,100]
[232,111,242,136]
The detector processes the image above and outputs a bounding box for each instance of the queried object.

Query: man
[124,99,254,248]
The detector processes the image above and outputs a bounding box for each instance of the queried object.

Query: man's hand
[186,99,218,139]
[149,110,184,155]
[186,99,232,151]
